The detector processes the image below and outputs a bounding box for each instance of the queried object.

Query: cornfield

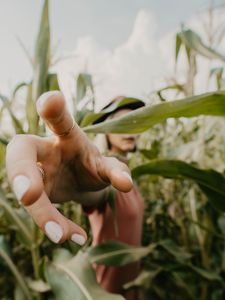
[0,1,225,299]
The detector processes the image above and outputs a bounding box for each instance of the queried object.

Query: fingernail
[36,91,61,112]
[122,171,133,183]
[45,221,63,243]
[12,175,31,202]
[71,233,86,246]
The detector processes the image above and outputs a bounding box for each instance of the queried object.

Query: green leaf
[87,240,156,266]
[76,73,94,104]
[0,142,6,167]
[75,108,92,125]
[199,184,225,213]
[210,67,223,79]
[12,82,28,99]
[52,248,73,263]
[177,29,225,62]
[132,159,225,212]
[0,137,8,146]
[46,73,60,91]
[158,239,191,263]
[185,45,192,64]
[81,97,142,127]
[210,67,224,90]
[83,91,225,134]
[175,34,182,62]
[0,188,33,248]
[25,82,39,134]
[156,84,185,101]
[14,285,27,300]
[0,236,32,300]
[171,272,196,300]
[45,251,125,300]
[211,289,224,300]
[139,141,161,160]
[32,0,50,102]
[218,215,225,234]
[27,279,50,293]
[0,235,11,266]
[123,269,163,290]
[188,265,223,283]
[188,218,225,241]
[0,94,24,134]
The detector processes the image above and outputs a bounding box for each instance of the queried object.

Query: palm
[6,91,132,244]
[44,137,108,204]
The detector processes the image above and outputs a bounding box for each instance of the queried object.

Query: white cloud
[42,7,225,113]
[57,9,165,110]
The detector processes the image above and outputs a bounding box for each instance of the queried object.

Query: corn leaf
[0,188,33,248]
[88,240,157,266]
[81,97,142,127]
[156,83,185,101]
[158,239,191,263]
[177,29,225,62]
[132,159,225,212]
[26,82,39,134]
[0,143,6,167]
[123,269,163,290]
[32,0,50,102]
[175,34,182,62]
[45,251,125,300]
[187,265,223,283]
[0,236,32,300]
[12,82,28,99]
[83,91,225,134]
[210,67,224,90]
[76,73,94,104]
[46,73,60,91]
[0,94,24,134]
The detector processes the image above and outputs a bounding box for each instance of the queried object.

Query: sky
[0,0,224,109]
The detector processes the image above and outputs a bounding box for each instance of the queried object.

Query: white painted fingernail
[36,91,61,112]
[45,221,63,243]
[12,175,30,202]
[71,233,86,246]
[122,171,133,183]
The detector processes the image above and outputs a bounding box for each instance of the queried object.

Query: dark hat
[80,96,145,127]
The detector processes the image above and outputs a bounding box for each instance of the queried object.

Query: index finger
[36,91,85,143]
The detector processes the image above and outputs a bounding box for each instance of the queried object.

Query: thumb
[99,156,133,192]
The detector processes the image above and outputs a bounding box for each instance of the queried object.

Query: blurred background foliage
[0,0,225,299]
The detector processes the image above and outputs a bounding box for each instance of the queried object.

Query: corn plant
[0,1,225,300]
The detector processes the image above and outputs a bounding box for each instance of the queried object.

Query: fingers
[6,135,45,206]
[26,191,87,245]
[99,156,133,193]
[36,91,84,143]
[6,134,87,245]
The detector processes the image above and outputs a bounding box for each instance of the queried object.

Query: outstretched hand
[6,91,133,245]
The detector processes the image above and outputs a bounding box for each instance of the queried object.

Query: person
[83,95,145,299]
[5,91,144,299]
